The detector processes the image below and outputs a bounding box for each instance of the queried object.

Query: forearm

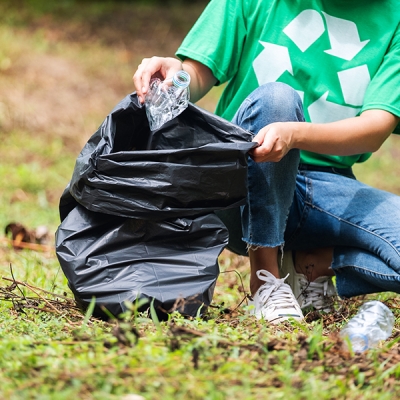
[293,110,398,155]
[182,59,217,103]
[251,109,399,163]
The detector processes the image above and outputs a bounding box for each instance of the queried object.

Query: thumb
[252,129,266,146]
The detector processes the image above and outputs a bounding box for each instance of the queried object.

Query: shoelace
[256,270,299,310]
[299,277,333,310]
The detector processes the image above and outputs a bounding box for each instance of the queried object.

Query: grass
[0,1,399,399]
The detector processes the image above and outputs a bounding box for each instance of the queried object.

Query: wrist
[291,121,308,150]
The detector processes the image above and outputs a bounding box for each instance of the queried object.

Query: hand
[250,122,296,163]
[133,56,183,103]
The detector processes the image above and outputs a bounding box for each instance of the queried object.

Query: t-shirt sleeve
[362,22,400,134]
[176,0,247,85]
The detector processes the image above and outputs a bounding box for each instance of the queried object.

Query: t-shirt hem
[299,158,352,168]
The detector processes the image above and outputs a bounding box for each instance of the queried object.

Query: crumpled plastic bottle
[340,300,395,353]
[145,70,191,131]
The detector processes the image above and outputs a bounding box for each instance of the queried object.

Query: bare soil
[0,2,210,153]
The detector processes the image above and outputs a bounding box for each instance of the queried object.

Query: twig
[221,269,248,299]
[9,263,27,300]
[230,294,250,314]
[19,283,65,316]
[221,268,250,308]
[24,285,73,322]
[2,277,70,301]
[1,277,82,326]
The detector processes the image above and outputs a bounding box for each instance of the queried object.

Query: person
[133,0,400,323]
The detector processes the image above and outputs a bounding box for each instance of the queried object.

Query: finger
[133,57,163,102]
[252,132,263,146]
[249,130,267,160]
[251,146,274,163]
[256,127,275,153]
[133,59,150,103]
[251,138,278,162]
[141,56,166,95]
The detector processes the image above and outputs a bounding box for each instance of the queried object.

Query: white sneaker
[280,250,337,312]
[248,270,304,324]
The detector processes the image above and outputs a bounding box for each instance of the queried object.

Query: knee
[255,83,303,115]
[255,82,297,98]
[235,83,304,127]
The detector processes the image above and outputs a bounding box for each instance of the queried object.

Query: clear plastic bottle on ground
[340,300,395,353]
[145,70,191,131]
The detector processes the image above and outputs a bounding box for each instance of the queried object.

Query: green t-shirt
[177,0,400,168]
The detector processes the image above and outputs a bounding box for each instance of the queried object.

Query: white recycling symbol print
[283,10,325,53]
[322,12,370,61]
[253,10,371,124]
[252,42,293,83]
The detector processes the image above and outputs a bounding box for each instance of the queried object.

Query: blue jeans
[217,82,400,298]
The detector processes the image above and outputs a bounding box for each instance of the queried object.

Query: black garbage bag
[56,93,256,319]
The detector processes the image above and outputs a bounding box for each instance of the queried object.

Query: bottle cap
[172,70,191,89]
